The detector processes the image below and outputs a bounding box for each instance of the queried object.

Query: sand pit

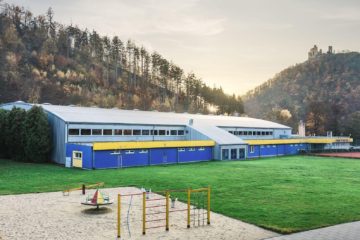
[0,187,278,240]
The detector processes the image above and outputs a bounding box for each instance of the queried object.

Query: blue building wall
[66,143,93,169]
[248,143,309,158]
[179,147,212,162]
[89,146,213,169]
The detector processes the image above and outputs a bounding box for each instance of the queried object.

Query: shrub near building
[0,109,8,158]
[24,106,51,163]
[0,106,51,163]
[5,107,27,161]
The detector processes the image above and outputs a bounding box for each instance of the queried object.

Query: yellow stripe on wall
[245,137,353,145]
[93,140,215,150]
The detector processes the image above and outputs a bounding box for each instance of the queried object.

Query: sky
[5,0,360,95]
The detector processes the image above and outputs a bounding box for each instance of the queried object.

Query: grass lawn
[1,155,360,233]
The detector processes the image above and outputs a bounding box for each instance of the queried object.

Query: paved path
[265,221,360,240]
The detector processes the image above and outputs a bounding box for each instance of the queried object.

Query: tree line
[0,106,51,162]
[0,2,244,115]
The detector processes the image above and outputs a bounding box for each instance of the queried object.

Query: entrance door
[230,149,237,159]
[238,148,245,159]
[72,151,83,168]
[222,149,229,160]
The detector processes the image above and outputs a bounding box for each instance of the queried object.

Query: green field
[1,156,360,233]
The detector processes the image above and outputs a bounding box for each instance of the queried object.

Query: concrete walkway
[265,221,360,240]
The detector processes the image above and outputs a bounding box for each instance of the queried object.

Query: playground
[0,187,276,240]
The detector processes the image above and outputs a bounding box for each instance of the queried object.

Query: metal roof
[34,104,290,129]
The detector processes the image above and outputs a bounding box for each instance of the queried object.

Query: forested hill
[243,51,360,140]
[0,2,243,115]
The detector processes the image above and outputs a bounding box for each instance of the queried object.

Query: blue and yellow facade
[66,140,214,169]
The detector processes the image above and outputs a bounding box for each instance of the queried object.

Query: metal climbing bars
[116,186,211,238]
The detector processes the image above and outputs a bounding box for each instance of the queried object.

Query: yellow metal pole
[187,188,191,228]
[117,194,121,238]
[207,186,211,225]
[166,191,169,231]
[142,192,146,235]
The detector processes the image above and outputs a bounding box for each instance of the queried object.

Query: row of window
[229,130,273,136]
[117,147,206,155]
[68,128,186,136]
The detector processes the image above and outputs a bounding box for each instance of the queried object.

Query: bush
[5,107,27,161]
[0,109,9,157]
[24,106,51,163]
[1,106,51,163]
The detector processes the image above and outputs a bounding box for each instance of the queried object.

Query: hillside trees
[244,52,360,139]
[0,2,244,115]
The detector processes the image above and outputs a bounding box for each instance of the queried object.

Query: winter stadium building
[0,101,353,169]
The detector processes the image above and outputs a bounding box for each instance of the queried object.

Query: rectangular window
[142,130,150,135]
[124,129,132,135]
[114,129,123,135]
[250,146,255,153]
[188,148,195,151]
[73,151,82,159]
[170,130,177,136]
[178,130,184,136]
[239,131,243,135]
[166,130,170,135]
[178,148,185,152]
[139,149,148,154]
[244,131,248,135]
[199,147,205,151]
[125,150,135,154]
[159,130,166,135]
[133,129,141,135]
[103,129,113,135]
[92,129,102,135]
[253,131,256,135]
[257,131,261,135]
[69,129,80,135]
[151,130,158,135]
[80,129,91,135]
[262,132,266,135]
[248,131,252,136]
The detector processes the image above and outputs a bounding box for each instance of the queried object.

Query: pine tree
[24,106,51,163]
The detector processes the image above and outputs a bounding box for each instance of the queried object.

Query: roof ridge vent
[189,118,194,125]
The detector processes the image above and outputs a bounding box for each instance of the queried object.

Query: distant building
[308,45,333,60]
[308,45,321,59]
[327,46,333,54]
